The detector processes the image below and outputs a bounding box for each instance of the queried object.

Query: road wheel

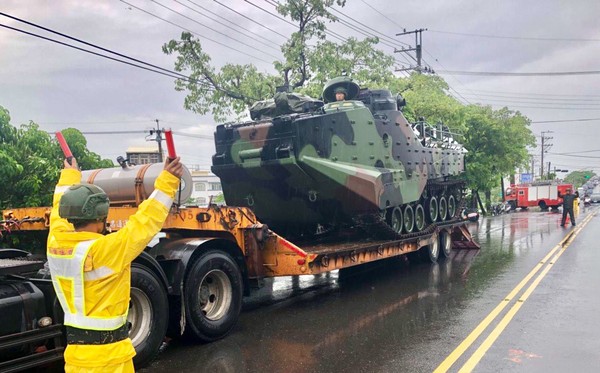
[447,195,457,219]
[414,204,426,231]
[184,250,243,342]
[403,204,415,233]
[386,206,403,234]
[420,238,439,263]
[130,265,169,368]
[439,231,452,258]
[426,196,438,223]
[438,196,448,221]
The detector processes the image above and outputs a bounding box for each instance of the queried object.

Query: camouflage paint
[212,79,465,233]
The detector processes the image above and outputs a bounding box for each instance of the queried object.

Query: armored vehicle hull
[212,78,466,238]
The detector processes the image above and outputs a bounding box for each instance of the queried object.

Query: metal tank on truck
[211,76,467,238]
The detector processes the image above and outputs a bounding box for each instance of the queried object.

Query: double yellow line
[434,212,595,373]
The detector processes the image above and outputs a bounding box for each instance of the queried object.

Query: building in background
[126,147,161,164]
[188,167,222,206]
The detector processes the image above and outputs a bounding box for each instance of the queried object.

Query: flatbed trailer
[1,204,478,370]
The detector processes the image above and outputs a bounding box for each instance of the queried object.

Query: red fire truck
[505,182,574,210]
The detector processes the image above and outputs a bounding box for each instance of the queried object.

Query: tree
[0,106,113,209]
[460,105,536,212]
[163,0,405,122]
[565,170,596,188]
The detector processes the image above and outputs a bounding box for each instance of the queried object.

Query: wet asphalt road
[141,205,600,373]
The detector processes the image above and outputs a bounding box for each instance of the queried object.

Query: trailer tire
[130,265,169,369]
[420,238,439,263]
[184,250,243,342]
[439,231,452,258]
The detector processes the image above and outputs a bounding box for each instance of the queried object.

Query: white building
[188,168,223,206]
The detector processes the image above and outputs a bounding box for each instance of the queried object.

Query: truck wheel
[539,201,548,210]
[439,231,452,258]
[184,250,243,342]
[130,265,169,368]
[508,200,517,210]
[420,238,439,263]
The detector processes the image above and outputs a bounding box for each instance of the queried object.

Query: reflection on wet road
[142,206,598,373]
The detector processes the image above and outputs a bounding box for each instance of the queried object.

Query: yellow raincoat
[47,168,179,372]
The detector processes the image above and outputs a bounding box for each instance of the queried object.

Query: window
[209,182,222,191]
[195,182,206,192]
[197,197,207,205]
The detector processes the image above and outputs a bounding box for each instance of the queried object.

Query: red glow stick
[56,131,73,164]
[164,129,177,159]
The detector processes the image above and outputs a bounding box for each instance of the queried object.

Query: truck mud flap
[451,224,480,250]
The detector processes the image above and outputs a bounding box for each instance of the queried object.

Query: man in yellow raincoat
[47,156,183,372]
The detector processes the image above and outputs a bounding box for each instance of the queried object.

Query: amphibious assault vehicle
[212,76,466,238]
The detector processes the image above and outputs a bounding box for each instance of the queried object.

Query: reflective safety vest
[47,240,127,331]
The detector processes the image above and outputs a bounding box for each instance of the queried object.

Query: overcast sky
[1,0,600,176]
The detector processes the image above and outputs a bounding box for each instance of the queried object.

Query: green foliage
[565,170,596,188]
[460,105,535,195]
[160,1,536,202]
[0,106,113,209]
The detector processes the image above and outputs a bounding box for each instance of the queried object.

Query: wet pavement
[141,205,600,372]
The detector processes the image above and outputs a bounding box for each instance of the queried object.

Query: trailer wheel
[184,250,243,342]
[420,238,439,263]
[439,231,452,258]
[129,265,169,368]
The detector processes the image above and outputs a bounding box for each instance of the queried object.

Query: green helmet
[59,184,110,221]
[334,87,347,95]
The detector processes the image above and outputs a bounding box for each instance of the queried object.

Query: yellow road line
[458,213,593,372]
[434,212,594,373]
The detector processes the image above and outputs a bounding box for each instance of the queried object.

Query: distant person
[558,188,576,227]
[573,190,580,217]
[334,87,347,101]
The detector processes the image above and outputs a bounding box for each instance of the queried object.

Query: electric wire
[428,29,600,42]
[121,0,274,64]
[212,0,289,39]
[174,0,282,52]
[437,70,600,77]
[148,0,281,60]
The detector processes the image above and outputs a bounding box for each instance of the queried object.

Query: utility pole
[540,131,553,178]
[148,119,164,162]
[395,28,434,74]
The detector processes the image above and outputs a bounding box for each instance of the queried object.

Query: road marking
[434,212,595,373]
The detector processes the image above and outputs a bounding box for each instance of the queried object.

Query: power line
[457,92,600,102]
[0,23,191,83]
[188,0,280,47]
[437,70,600,77]
[454,88,600,98]
[358,0,405,30]
[429,29,600,42]
[466,97,600,106]
[148,0,281,60]
[531,117,600,124]
[212,0,288,39]
[175,0,282,51]
[0,12,192,81]
[121,0,274,64]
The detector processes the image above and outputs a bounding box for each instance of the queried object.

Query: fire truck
[504,182,574,210]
